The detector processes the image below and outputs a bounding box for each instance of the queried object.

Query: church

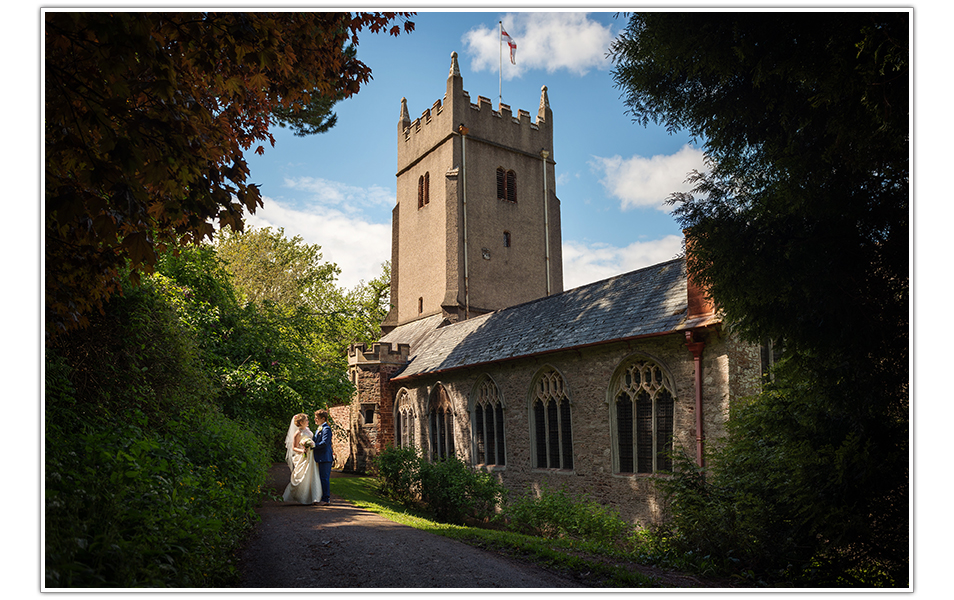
[329,52,762,525]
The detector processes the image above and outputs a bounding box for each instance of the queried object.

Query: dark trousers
[317,461,332,502]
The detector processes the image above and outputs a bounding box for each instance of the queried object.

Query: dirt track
[235,464,584,589]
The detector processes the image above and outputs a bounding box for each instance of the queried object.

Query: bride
[283,413,322,504]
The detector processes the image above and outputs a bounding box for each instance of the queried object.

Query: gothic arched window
[611,357,675,474]
[418,171,430,209]
[471,376,506,467]
[395,390,416,449]
[529,367,573,470]
[429,385,455,461]
[496,167,516,203]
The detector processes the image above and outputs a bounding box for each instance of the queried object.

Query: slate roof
[380,257,720,381]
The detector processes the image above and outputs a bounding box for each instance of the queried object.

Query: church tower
[381,52,563,332]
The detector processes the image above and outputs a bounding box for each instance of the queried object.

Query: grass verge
[331,475,659,587]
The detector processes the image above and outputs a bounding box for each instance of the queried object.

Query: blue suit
[313,422,333,503]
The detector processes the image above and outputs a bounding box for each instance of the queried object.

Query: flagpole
[498,21,503,105]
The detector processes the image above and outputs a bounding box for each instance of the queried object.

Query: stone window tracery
[529,367,573,470]
[429,385,455,461]
[471,377,506,467]
[395,390,415,449]
[611,357,675,474]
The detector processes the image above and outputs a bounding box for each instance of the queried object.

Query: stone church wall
[384,326,751,526]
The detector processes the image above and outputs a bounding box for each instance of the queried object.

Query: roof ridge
[443,255,686,326]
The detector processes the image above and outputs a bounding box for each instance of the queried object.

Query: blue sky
[242,11,706,291]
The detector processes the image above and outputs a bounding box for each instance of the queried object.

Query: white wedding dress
[283,425,322,504]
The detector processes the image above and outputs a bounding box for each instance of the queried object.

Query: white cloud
[243,197,391,290]
[590,145,708,211]
[463,13,616,79]
[282,176,394,212]
[561,235,684,290]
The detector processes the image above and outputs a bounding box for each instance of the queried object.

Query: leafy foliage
[215,227,390,362]
[156,241,356,460]
[610,13,908,586]
[500,484,629,548]
[370,445,421,505]
[215,226,339,308]
[610,12,907,356]
[45,228,390,585]
[372,446,504,524]
[44,275,269,587]
[45,11,414,334]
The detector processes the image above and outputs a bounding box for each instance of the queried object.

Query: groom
[312,410,333,506]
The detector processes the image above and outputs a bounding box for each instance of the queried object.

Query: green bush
[500,484,630,547]
[45,402,268,587]
[371,445,422,505]
[44,272,270,587]
[218,363,305,462]
[657,374,908,588]
[372,447,504,524]
[418,456,503,524]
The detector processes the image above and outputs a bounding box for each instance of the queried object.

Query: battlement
[397,51,553,172]
[463,90,545,135]
[347,342,411,366]
[404,97,446,141]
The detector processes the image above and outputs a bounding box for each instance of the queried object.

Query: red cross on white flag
[501,27,516,64]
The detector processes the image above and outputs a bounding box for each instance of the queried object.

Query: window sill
[612,471,672,479]
[531,467,575,475]
[474,463,506,473]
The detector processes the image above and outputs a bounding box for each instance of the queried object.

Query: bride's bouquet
[300,438,315,453]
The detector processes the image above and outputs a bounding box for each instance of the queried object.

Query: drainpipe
[459,125,470,319]
[685,331,705,468]
[541,149,551,296]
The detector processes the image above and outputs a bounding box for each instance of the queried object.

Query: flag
[501,27,516,64]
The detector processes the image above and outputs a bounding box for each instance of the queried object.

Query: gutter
[389,325,718,384]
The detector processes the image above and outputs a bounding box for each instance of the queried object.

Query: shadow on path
[235,464,582,589]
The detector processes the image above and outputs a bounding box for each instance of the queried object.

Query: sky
[242,11,707,291]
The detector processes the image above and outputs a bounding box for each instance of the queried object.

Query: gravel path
[235,464,584,589]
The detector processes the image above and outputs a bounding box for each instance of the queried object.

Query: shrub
[418,456,503,524]
[45,404,268,587]
[500,484,630,547]
[218,363,305,462]
[372,447,504,524]
[371,445,422,505]
[44,273,269,587]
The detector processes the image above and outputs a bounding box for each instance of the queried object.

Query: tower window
[503,231,511,247]
[496,168,516,203]
[418,172,430,209]
[418,297,423,314]
[361,404,376,425]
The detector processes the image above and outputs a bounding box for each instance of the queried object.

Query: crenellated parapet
[397,51,553,173]
[347,341,411,367]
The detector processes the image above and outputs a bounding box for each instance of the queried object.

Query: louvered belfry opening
[496,167,516,203]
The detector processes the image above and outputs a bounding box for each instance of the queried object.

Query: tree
[215,226,339,308]
[215,227,390,360]
[45,11,414,335]
[610,13,908,584]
